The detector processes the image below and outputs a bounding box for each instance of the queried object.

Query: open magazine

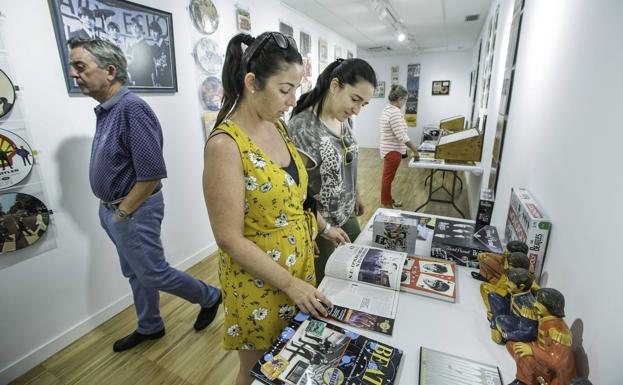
[318,244,407,335]
[251,312,403,385]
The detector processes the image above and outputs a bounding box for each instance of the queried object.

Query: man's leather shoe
[194,292,222,331]
[112,328,165,352]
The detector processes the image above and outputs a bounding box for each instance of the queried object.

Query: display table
[252,208,514,385]
[409,158,483,218]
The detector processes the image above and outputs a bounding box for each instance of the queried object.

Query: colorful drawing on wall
[373,81,385,98]
[199,76,223,112]
[235,6,251,32]
[318,38,328,72]
[0,192,50,253]
[279,21,293,38]
[193,38,222,75]
[300,31,313,93]
[390,65,399,85]
[49,0,178,93]
[0,69,16,119]
[0,129,33,190]
[432,80,450,95]
[334,45,342,60]
[347,50,354,59]
[190,0,219,34]
[405,64,420,126]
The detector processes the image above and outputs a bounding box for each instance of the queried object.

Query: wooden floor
[11,148,469,385]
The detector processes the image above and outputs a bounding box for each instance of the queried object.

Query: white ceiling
[280,0,492,56]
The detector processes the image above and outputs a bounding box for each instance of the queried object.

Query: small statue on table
[490,268,538,344]
[481,251,539,321]
[473,240,529,283]
[507,288,576,385]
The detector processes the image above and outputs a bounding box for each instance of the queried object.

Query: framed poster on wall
[48,0,178,93]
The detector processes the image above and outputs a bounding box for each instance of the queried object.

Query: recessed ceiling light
[397,32,406,42]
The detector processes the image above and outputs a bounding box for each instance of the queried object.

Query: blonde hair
[388,84,407,102]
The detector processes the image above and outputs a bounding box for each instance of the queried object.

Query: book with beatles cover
[251,312,403,385]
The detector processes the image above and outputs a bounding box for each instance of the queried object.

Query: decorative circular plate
[0,69,16,119]
[190,0,219,35]
[199,76,223,111]
[193,38,223,75]
[0,129,33,189]
[0,192,50,253]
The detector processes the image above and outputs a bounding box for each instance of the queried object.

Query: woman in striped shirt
[379,84,420,208]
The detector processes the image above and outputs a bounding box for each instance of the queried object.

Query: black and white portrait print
[50,0,177,93]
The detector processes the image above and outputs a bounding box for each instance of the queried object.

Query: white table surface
[409,158,484,175]
[253,208,514,384]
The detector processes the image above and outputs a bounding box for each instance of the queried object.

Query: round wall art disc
[190,0,219,35]
[0,69,16,119]
[199,76,223,112]
[0,129,33,189]
[0,192,50,253]
[193,38,223,75]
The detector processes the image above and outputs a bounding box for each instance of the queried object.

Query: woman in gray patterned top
[289,58,377,282]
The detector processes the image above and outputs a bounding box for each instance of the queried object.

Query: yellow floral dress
[215,120,317,350]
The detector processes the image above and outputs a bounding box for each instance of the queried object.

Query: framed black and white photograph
[432,80,450,95]
[49,0,178,93]
[373,81,385,98]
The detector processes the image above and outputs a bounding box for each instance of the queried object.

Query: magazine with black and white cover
[318,244,407,335]
[251,312,403,385]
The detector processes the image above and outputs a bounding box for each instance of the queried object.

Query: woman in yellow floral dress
[203,32,348,385]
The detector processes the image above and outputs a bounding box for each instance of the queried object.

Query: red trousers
[381,151,402,206]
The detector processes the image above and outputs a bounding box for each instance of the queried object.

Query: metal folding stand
[415,169,466,218]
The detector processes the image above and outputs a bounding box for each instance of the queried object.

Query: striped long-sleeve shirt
[379,104,411,158]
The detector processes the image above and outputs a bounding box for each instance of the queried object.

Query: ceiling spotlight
[397,32,406,42]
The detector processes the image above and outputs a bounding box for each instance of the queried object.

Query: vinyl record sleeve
[0,68,16,118]
[193,38,223,74]
[0,128,33,189]
[0,192,50,253]
[190,0,219,34]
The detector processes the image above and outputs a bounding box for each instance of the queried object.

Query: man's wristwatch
[116,208,130,219]
[321,222,332,235]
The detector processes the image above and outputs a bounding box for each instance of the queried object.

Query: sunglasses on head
[341,134,355,165]
[243,32,297,72]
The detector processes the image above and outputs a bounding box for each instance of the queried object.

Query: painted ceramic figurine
[570,378,592,385]
[481,252,539,321]
[490,268,538,344]
[473,240,529,283]
[507,288,576,385]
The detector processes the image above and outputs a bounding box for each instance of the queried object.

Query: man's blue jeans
[99,191,220,334]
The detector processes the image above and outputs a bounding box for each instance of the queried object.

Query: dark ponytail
[215,32,302,129]
[291,58,377,119]
[214,33,254,129]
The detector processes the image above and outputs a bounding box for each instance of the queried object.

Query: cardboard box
[504,188,551,280]
[431,219,503,268]
[372,211,429,254]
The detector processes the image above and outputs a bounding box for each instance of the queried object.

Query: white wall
[355,50,473,149]
[489,0,623,383]
[0,0,356,382]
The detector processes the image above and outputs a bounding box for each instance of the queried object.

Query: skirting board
[0,242,218,384]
